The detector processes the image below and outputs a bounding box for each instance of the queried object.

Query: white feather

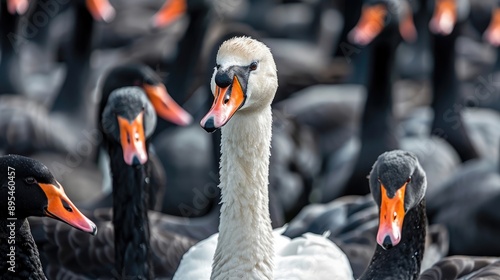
[174,228,353,280]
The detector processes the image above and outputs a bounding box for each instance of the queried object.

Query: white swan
[173,36,352,280]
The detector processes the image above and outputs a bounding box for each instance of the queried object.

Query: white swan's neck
[211,107,274,280]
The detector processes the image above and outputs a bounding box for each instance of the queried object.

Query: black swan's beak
[86,0,116,22]
[376,182,407,250]
[429,0,457,35]
[117,112,148,166]
[348,3,387,45]
[7,0,29,15]
[151,0,187,28]
[484,8,500,46]
[40,181,97,235]
[143,83,192,126]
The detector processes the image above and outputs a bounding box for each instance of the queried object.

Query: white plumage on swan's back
[173,234,218,279]
[275,233,353,279]
[174,229,353,280]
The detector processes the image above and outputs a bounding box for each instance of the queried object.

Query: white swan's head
[200,36,277,132]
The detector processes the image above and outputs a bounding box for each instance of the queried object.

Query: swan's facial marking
[200,36,277,133]
[214,62,255,97]
[200,66,248,132]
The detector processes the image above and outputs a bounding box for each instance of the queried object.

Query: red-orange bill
[152,0,187,28]
[376,183,407,249]
[117,112,148,166]
[349,4,388,45]
[200,76,245,132]
[86,0,116,22]
[143,84,192,126]
[7,0,29,15]
[429,0,457,35]
[39,182,97,235]
[484,8,500,46]
[399,6,417,43]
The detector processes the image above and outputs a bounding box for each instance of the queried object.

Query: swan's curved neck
[211,107,274,280]
[108,145,153,280]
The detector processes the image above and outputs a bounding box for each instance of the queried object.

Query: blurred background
[2,0,500,278]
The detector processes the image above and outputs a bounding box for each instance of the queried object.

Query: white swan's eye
[216,64,221,70]
[249,61,258,71]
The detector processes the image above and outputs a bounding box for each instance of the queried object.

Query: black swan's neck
[51,2,93,115]
[430,26,479,162]
[165,3,210,101]
[109,144,153,279]
[0,1,19,94]
[335,0,363,83]
[155,2,210,135]
[495,48,500,71]
[498,142,500,173]
[0,219,46,279]
[344,35,400,196]
[359,199,427,280]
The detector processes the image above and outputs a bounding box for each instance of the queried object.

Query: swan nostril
[61,199,73,212]
[224,92,230,104]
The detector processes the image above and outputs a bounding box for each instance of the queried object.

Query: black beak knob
[215,71,232,88]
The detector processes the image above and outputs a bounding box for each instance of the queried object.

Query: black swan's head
[99,64,192,128]
[0,154,97,235]
[369,150,427,250]
[101,87,158,166]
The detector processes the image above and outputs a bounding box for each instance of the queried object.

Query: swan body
[173,36,352,280]
[175,229,352,280]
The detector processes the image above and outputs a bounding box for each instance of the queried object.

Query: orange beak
[86,0,116,22]
[429,0,457,35]
[399,6,417,43]
[39,182,97,235]
[117,112,148,166]
[377,182,407,249]
[143,84,192,126]
[152,0,187,28]
[200,76,246,133]
[7,0,29,15]
[349,4,387,45]
[484,8,500,46]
